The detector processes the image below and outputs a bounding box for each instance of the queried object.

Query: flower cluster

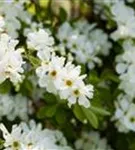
[110,1,135,41]
[56,20,112,69]
[0,120,72,150]
[0,93,32,121]
[116,40,135,98]
[94,0,135,41]
[27,29,54,55]
[2,0,135,149]
[112,40,135,132]
[112,94,135,133]
[27,29,94,108]
[94,0,135,133]
[0,33,25,85]
[75,131,113,150]
[0,0,31,38]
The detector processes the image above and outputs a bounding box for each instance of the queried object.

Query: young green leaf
[73,104,86,123]
[90,106,110,116]
[81,106,98,129]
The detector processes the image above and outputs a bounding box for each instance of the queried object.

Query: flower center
[13,141,20,148]
[50,70,57,77]
[73,89,80,96]
[130,117,135,123]
[65,80,73,86]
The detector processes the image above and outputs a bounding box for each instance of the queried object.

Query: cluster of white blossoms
[27,29,54,55]
[0,0,31,38]
[93,0,119,20]
[94,0,135,133]
[112,94,135,133]
[94,0,135,41]
[0,93,32,121]
[0,33,24,85]
[56,20,112,69]
[116,40,135,98]
[27,29,94,108]
[75,131,113,150]
[113,40,135,132]
[0,120,72,150]
[110,1,135,41]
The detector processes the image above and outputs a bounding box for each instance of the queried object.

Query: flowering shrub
[0,0,135,150]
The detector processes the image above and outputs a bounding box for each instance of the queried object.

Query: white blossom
[0,0,31,38]
[111,1,135,40]
[0,33,25,85]
[27,29,54,51]
[75,131,113,150]
[112,94,135,132]
[0,120,72,150]
[0,93,32,121]
[56,20,111,69]
[116,40,135,97]
[28,29,94,108]
[36,53,94,108]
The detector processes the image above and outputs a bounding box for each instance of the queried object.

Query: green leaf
[28,55,41,67]
[90,106,110,116]
[55,109,67,124]
[44,92,57,104]
[80,64,86,74]
[0,139,4,149]
[44,105,58,117]
[19,79,33,96]
[81,106,98,129]
[73,104,86,123]
[0,80,11,94]
[101,69,120,83]
[37,105,58,119]
[37,106,46,119]
[88,70,100,85]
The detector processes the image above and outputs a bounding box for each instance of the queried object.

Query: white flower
[94,0,135,40]
[0,33,25,85]
[116,40,135,98]
[27,29,54,51]
[57,22,73,44]
[56,62,82,96]
[26,28,94,108]
[56,62,93,108]
[36,54,65,94]
[124,104,135,131]
[0,123,23,150]
[0,1,31,38]
[112,94,135,133]
[110,1,135,40]
[75,131,113,150]
[0,93,32,121]
[67,84,93,108]
[111,1,134,24]
[36,53,94,108]
[0,120,73,150]
[89,29,112,56]
[56,20,111,69]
